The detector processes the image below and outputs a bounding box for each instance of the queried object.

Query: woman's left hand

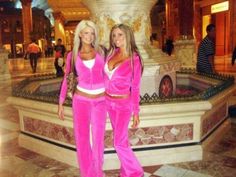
[131,115,140,128]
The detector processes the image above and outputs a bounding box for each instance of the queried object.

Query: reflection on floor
[1,56,236,177]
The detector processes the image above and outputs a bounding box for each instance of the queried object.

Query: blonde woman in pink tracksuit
[104,24,144,177]
[58,20,106,177]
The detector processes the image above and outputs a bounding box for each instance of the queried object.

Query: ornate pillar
[0,20,10,80]
[82,0,181,98]
[174,0,196,69]
[0,48,10,80]
[231,0,236,51]
[193,2,202,45]
[53,12,66,45]
[82,0,157,59]
[20,0,32,51]
[178,0,193,38]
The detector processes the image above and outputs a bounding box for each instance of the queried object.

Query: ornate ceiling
[47,0,90,22]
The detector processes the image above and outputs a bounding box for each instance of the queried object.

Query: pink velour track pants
[106,97,144,177]
[72,94,106,177]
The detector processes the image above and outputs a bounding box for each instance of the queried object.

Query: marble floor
[1,56,236,177]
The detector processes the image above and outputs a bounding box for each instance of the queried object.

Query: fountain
[7,0,236,170]
[7,69,235,169]
[81,0,181,97]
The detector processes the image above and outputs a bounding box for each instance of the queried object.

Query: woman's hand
[58,104,64,120]
[131,115,140,128]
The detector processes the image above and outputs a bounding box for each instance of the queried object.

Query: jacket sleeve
[59,52,72,104]
[131,54,142,116]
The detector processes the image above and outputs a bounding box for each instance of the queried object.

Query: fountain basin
[7,71,235,169]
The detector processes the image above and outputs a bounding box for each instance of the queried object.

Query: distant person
[165,36,174,56]
[54,38,66,77]
[44,43,48,57]
[232,46,236,65]
[197,24,216,74]
[150,33,159,48]
[48,43,53,57]
[27,38,41,73]
[54,38,66,57]
[105,24,144,177]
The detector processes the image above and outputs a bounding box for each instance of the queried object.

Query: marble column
[165,0,179,39]
[178,0,193,38]
[20,0,32,51]
[53,12,66,45]
[82,0,180,97]
[0,48,10,81]
[82,0,158,60]
[0,19,10,80]
[193,2,202,45]
[174,0,196,69]
[231,0,236,50]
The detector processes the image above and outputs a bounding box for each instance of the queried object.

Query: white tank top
[77,58,105,94]
[76,86,105,94]
[104,62,118,79]
[82,58,95,69]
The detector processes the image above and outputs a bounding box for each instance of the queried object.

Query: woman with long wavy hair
[104,24,144,177]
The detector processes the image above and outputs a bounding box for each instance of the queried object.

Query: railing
[12,69,235,106]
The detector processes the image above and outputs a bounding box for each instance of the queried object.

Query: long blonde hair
[71,20,99,74]
[107,24,143,74]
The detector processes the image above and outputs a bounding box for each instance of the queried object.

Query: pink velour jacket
[104,52,142,116]
[59,51,105,104]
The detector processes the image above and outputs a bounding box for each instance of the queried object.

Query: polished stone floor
[1,56,236,177]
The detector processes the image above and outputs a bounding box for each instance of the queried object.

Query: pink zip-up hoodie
[104,52,142,116]
[59,52,105,104]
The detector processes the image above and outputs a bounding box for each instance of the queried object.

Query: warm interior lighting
[202,15,211,39]
[211,1,229,14]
